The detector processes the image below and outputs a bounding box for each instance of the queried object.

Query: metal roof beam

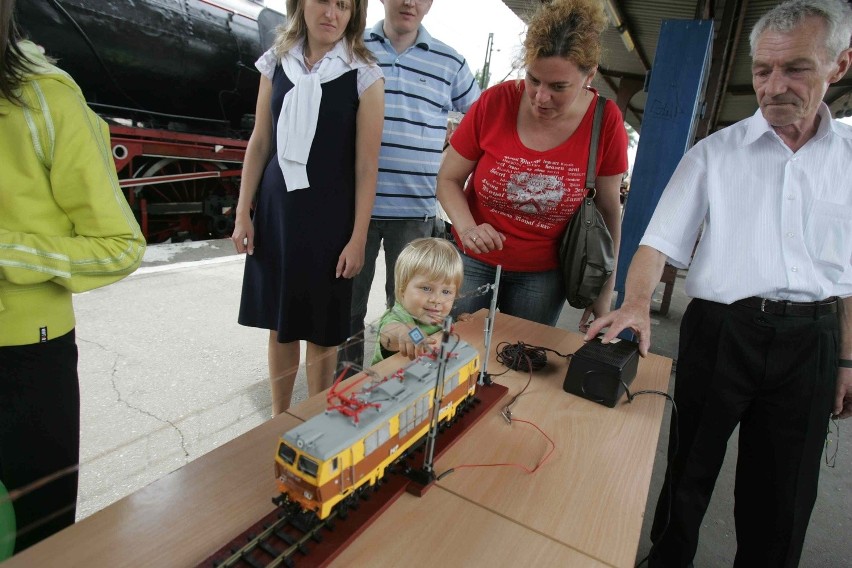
[697,0,750,138]
[597,65,646,83]
[694,0,714,20]
[598,72,644,125]
[603,0,652,71]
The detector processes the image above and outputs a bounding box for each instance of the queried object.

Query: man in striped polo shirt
[346,0,480,367]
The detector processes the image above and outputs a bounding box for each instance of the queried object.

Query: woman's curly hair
[523,0,608,73]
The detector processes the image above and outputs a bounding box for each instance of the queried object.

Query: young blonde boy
[372,238,464,364]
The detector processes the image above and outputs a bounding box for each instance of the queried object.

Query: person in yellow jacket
[0,0,145,553]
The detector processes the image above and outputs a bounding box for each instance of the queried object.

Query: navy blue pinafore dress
[239,64,359,346]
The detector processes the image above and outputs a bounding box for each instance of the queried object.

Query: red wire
[445,417,556,475]
[441,347,556,477]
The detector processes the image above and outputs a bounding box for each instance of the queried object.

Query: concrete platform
[67,239,849,566]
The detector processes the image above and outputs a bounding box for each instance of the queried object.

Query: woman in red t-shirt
[437,0,628,328]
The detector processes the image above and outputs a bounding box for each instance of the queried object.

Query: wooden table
[4,413,299,567]
[6,311,670,568]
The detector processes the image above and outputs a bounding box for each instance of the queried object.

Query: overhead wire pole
[479,266,501,386]
[421,316,455,480]
[480,32,494,89]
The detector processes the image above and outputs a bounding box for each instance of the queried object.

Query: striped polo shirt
[365,22,480,220]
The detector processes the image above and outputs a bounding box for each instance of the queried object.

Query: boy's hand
[396,335,438,360]
[381,324,438,361]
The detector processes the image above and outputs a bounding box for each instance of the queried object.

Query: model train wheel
[337,500,350,520]
[131,158,236,242]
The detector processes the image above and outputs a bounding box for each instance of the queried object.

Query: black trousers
[0,330,80,553]
[650,299,838,568]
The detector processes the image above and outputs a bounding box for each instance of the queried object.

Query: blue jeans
[345,218,435,366]
[452,246,565,327]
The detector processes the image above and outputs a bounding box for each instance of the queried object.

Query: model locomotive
[274,340,481,520]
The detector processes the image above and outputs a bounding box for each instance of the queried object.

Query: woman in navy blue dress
[232,0,384,414]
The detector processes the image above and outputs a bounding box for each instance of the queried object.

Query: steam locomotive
[275,341,481,520]
[17,0,286,242]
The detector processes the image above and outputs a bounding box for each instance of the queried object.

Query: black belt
[734,296,838,317]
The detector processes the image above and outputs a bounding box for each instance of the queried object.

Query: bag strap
[584,95,607,196]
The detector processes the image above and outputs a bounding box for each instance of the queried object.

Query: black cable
[500,352,533,423]
[622,385,678,568]
[495,341,570,372]
[495,342,571,423]
[436,468,454,481]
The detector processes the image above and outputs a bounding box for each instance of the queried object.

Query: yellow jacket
[0,42,145,346]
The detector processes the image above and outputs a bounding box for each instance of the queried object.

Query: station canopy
[502,0,852,138]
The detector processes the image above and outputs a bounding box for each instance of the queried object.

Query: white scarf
[277,41,368,191]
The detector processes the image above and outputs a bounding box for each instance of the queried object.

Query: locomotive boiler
[17,0,287,242]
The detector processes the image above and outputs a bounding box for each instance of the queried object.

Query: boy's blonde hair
[394,238,464,304]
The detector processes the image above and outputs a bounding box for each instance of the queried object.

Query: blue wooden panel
[615,19,714,303]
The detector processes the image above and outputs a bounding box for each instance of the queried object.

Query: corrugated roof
[501,0,852,134]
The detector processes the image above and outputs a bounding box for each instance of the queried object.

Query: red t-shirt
[450,81,628,271]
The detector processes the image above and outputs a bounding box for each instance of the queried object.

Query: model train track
[213,506,334,567]
[207,474,408,568]
[201,383,508,568]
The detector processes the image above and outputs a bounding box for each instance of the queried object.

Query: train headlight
[303,490,313,500]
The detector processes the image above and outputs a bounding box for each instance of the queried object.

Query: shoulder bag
[558,95,615,309]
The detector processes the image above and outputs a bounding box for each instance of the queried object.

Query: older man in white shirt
[587,1,852,566]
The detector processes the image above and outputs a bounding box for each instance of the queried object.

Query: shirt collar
[742,102,847,146]
[825,103,852,140]
[742,107,777,146]
[369,20,431,51]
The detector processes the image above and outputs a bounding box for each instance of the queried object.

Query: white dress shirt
[641,103,852,303]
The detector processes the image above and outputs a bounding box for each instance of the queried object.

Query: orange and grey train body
[274,340,481,519]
